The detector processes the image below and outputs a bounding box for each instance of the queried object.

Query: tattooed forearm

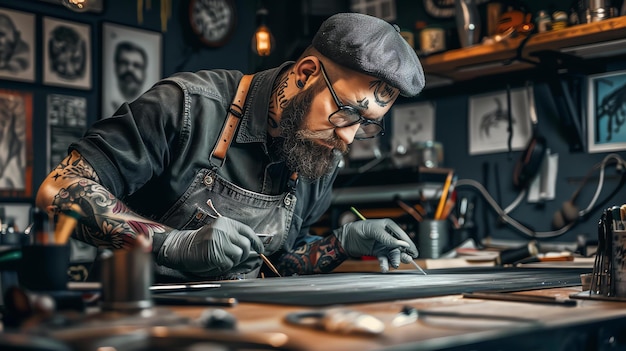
[42,150,167,249]
[52,179,166,249]
[277,235,349,276]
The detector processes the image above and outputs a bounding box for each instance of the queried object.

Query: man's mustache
[296,129,348,153]
[119,71,142,85]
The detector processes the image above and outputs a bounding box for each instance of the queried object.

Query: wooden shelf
[421,16,626,85]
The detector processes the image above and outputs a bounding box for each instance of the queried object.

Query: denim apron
[153,75,298,281]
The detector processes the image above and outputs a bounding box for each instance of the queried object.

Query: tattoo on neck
[369,80,398,107]
[274,74,290,110]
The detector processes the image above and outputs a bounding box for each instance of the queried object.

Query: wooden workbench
[166,286,626,351]
[2,265,626,350]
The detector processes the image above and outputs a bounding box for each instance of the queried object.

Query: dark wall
[0,0,256,202]
[1,0,624,247]
[262,0,626,245]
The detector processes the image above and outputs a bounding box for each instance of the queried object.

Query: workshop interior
[1,0,626,350]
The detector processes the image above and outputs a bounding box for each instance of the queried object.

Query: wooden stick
[434,171,454,220]
[260,253,281,277]
[55,206,82,245]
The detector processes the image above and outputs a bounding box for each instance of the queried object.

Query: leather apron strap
[211,74,254,166]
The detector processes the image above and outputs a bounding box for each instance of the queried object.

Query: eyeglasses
[319,62,384,140]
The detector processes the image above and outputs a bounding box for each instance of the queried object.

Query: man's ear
[294,56,321,87]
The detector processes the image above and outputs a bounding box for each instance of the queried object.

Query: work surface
[169,267,589,306]
[4,266,626,351]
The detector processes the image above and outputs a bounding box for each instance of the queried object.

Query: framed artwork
[102,22,162,118]
[0,7,35,82]
[390,101,436,167]
[391,102,436,152]
[468,87,532,155]
[43,16,92,90]
[0,202,32,233]
[348,137,381,161]
[47,94,87,172]
[350,0,396,21]
[0,89,33,199]
[587,70,626,153]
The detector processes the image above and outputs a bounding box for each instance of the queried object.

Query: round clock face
[189,0,237,47]
[423,0,489,18]
[423,0,455,18]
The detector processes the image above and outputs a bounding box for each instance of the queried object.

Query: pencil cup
[418,220,449,259]
[19,244,71,291]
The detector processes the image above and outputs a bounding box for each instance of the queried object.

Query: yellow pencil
[434,171,453,220]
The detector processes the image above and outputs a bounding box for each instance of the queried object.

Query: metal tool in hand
[207,200,281,277]
[350,207,427,275]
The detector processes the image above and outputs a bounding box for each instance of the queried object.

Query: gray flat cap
[312,13,425,97]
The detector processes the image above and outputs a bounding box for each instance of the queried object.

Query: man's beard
[277,83,348,181]
[118,71,143,99]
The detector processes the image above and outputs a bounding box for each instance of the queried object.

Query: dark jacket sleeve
[69,82,185,198]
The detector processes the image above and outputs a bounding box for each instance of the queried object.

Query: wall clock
[422,0,489,18]
[189,0,237,47]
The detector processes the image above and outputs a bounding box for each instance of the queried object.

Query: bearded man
[36,13,425,282]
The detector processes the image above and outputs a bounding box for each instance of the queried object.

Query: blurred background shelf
[421,16,626,84]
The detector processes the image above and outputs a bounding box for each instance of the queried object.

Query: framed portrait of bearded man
[42,16,92,90]
[0,7,35,82]
[101,22,162,119]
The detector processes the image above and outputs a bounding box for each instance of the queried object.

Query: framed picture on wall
[587,70,626,153]
[0,7,35,82]
[468,87,532,155]
[0,89,33,199]
[102,22,162,119]
[47,94,87,172]
[0,202,32,233]
[42,16,92,90]
[390,101,436,167]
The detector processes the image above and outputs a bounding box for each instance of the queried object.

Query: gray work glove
[154,217,264,275]
[333,219,419,273]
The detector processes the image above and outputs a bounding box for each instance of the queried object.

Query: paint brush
[208,199,281,277]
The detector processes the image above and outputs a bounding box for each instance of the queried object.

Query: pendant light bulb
[61,0,89,12]
[252,7,274,56]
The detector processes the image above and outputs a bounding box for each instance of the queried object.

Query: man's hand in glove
[154,217,264,275]
[333,218,419,273]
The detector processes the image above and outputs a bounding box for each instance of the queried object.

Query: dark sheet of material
[160,267,590,306]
